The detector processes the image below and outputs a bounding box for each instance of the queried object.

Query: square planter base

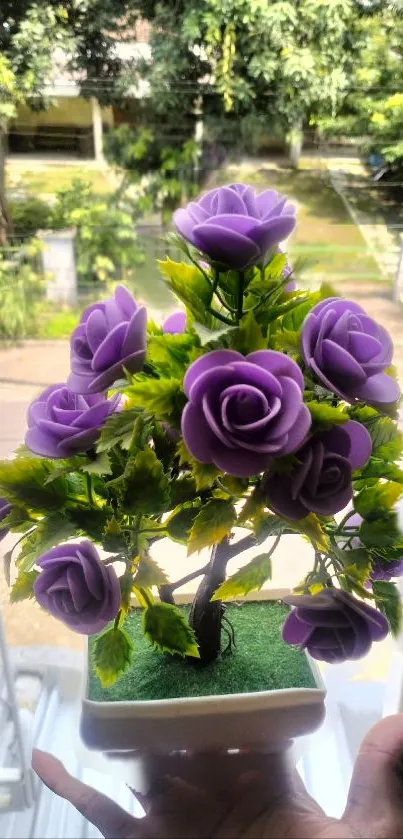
[81,602,326,754]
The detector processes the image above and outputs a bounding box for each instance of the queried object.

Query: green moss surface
[88,602,316,703]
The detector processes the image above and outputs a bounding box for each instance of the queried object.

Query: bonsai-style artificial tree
[1,182,402,687]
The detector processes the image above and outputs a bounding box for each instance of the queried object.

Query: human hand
[32,714,403,838]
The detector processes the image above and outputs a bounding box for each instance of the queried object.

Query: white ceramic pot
[80,652,325,754]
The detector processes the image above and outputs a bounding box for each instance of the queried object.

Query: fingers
[343,714,403,837]
[32,749,142,839]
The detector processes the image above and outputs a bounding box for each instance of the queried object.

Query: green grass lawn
[214,163,383,285]
[6,163,113,195]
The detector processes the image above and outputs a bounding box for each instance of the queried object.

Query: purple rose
[174,183,296,271]
[301,298,399,407]
[25,384,120,459]
[0,497,12,542]
[344,512,403,582]
[264,421,371,519]
[34,541,121,634]
[181,349,311,478]
[283,589,389,662]
[67,285,147,394]
[162,311,186,334]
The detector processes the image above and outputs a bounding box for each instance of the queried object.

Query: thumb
[343,714,403,838]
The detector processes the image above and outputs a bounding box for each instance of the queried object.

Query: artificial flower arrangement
[1,182,403,691]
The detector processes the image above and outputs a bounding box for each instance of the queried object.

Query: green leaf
[166,501,201,543]
[286,514,329,552]
[142,602,199,657]
[355,458,403,484]
[96,408,141,453]
[253,514,285,544]
[354,482,403,521]
[126,377,185,422]
[212,553,272,601]
[372,580,402,637]
[115,448,171,515]
[177,441,221,490]
[16,514,77,572]
[232,310,266,354]
[81,452,112,477]
[273,329,300,353]
[306,401,348,430]
[169,475,197,507]
[359,516,402,548]
[0,457,68,511]
[93,626,134,688]
[192,322,234,346]
[1,505,33,533]
[10,569,39,602]
[188,499,236,555]
[349,407,403,460]
[133,553,169,589]
[147,332,195,376]
[280,295,320,332]
[158,258,212,324]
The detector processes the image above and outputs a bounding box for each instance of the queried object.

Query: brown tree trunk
[188,537,232,664]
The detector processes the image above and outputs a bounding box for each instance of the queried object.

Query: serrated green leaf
[232,310,266,354]
[192,322,234,346]
[372,580,402,637]
[237,489,264,526]
[359,516,403,548]
[126,377,185,422]
[133,553,169,589]
[115,448,171,515]
[96,407,140,453]
[147,332,195,375]
[306,401,348,429]
[0,458,69,511]
[188,499,236,555]
[81,452,112,477]
[354,482,403,521]
[273,329,300,353]
[10,569,39,602]
[1,505,33,533]
[280,295,320,332]
[287,513,329,552]
[212,553,272,601]
[120,572,133,615]
[158,258,213,324]
[253,514,285,544]
[355,458,403,484]
[142,602,199,657]
[16,514,77,572]
[93,626,134,687]
[349,407,403,460]
[169,476,197,507]
[176,441,221,490]
[166,501,201,543]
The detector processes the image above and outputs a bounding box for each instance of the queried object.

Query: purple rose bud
[0,497,12,542]
[283,589,389,662]
[174,183,296,271]
[301,298,400,407]
[277,246,296,292]
[34,541,121,634]
[264,421,372,519]
[181,349,311,478]
[344,512,403,582]
[162,311,186,334]
[68,285,147,394]
[25,384,120,459]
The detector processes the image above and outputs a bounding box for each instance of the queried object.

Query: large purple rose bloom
[301,298,399,407]
[264,421,371,519]
[68,285,147,394]
[344,512,403,582]
[283,589,389,662]
[0,498,12,542]
[34,541,120,634]
[174,183,296,271]
[25,384,120,458]
[162,311,186,334]
[181,349,311,478]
